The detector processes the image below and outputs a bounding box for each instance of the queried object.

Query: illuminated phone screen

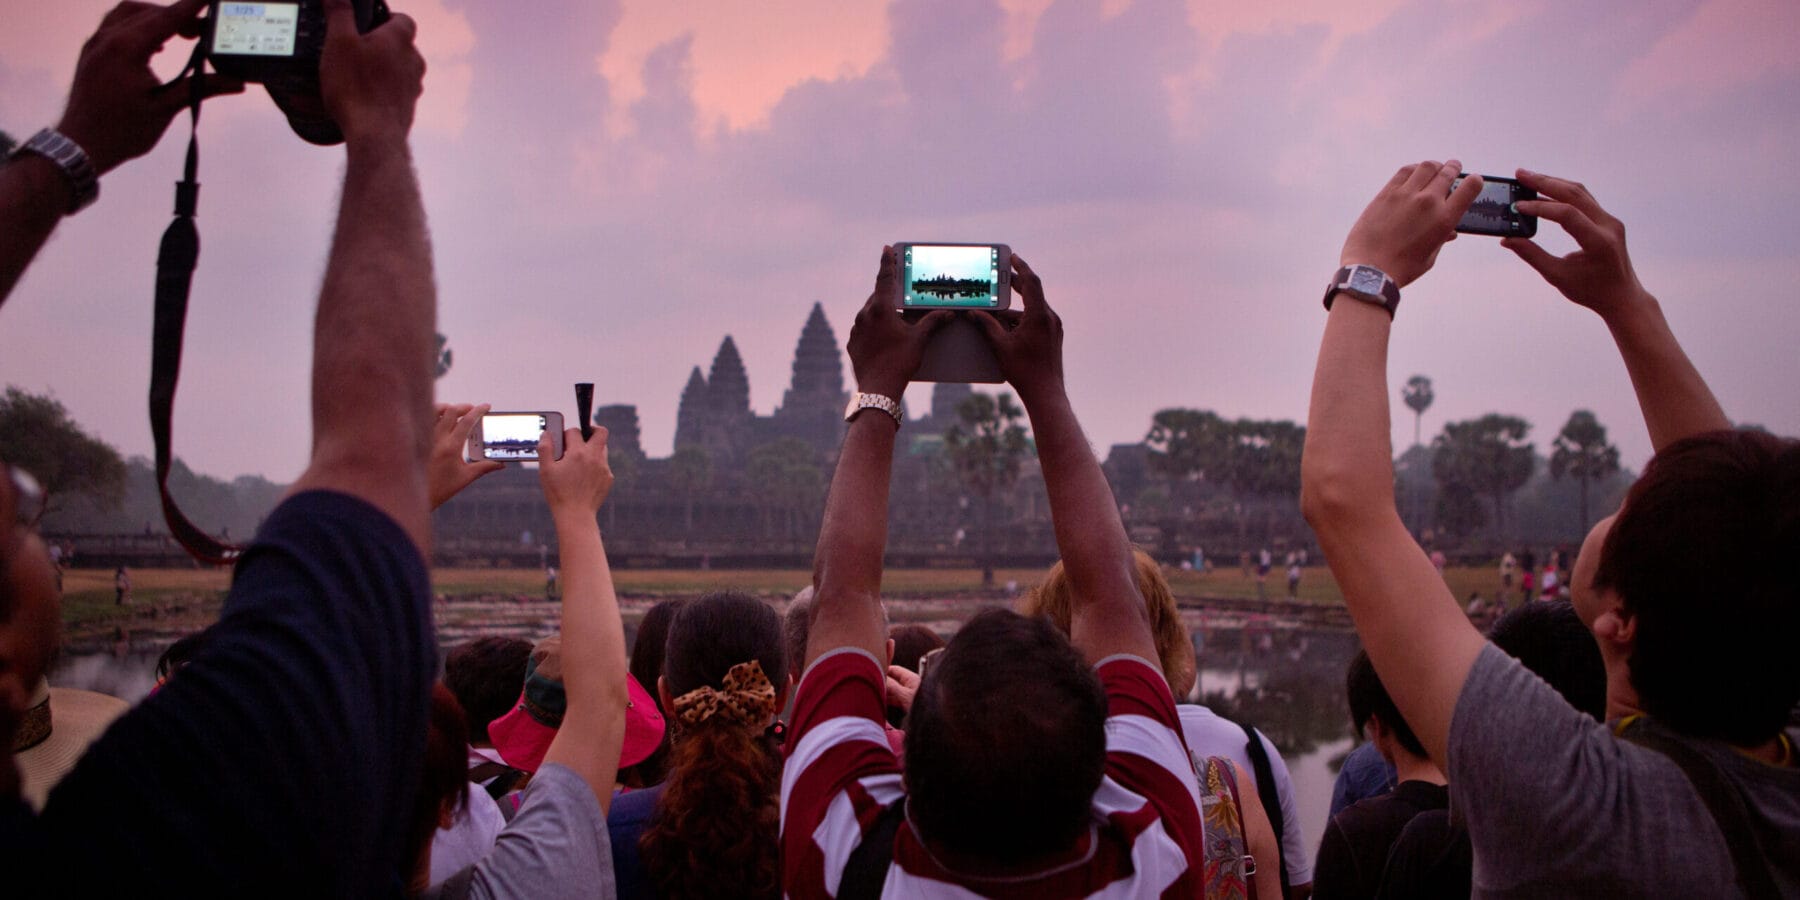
[481,414,547,461]
[902,245,1002,308]
[213,3,300,56]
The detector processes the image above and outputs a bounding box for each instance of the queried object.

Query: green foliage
[434,333,453,379]
[0,387,126,518]
[1402,375,1435,417]
[747,438,824,539]
[668,446,713,531]
[1433,480,1486,539]
[944,392,1030,501]
[1431,414,1535,540]
[1144,408,1231,481]
[1550,409,1622,534]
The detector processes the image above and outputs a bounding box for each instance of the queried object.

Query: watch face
[1348,267,1387,295]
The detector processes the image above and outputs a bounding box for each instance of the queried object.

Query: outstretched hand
[972,254,1063,403]
[56,0,245,175]
[320,0,424,146]
[539,427,613,516]
[1502,169,1649,320]
[1339,160,1481,288]
[846,246,954,399]
[427,404,504,508]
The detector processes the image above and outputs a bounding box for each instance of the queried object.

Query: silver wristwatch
[844,392,902,427]
[1323,264,1400,318]
[10,129,100,214]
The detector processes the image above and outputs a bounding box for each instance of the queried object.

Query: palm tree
[1402,375,1434,447]
[1550,410,1621,536]
[945,392,1030,586]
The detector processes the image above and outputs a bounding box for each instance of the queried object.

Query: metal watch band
[845,392,902,427]
[11,129,99,214]
[1322,264,1400,319]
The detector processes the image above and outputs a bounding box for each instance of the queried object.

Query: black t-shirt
[14,491,435,895]
[1313,779,1450,900]
[1374,808,1471,900]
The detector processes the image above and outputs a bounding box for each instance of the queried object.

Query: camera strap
[149,43,242,566]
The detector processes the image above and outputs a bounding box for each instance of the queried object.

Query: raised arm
[537,427,628,812]
[807,248,949,668]
[973,256,1153,668]
[286,0,434,549]
[1503,169,1729,451]
[0,0,241,305]
[1300,161,1487,767]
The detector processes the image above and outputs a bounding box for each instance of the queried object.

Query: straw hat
[11,679,129,811]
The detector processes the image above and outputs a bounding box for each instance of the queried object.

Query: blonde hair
[1018,548,1197,698]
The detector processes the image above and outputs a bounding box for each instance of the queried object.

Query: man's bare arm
[807,248,950,669]
[1301,162,1488,768]
[0,0,241,306]
[286,0,434,549]
[975,257,1153,667]
[1503,169,1729,451]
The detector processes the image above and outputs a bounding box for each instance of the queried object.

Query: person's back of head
[1487,600,1606,720]
[642,591,788,900]
[1593,429,1800,746]
[631,598,688,713]
[443,636,532,746]
[904,608,1108,867]
[889,624,945,673]
[1346,650,1429,762]
[1021,548,1196,698]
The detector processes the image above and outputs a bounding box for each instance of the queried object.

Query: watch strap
[1323,265,1400,319]
[846,392,902,427]
[11,129,99,214]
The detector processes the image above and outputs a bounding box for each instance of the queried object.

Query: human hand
[538,427,613,516]
[1501,169,1651,320]
[846,247,954,400]
[55,0,245,175]
[885,665,921,715]
[1339,160,1482,288]
[427,404,504,508]
[320,0,425,147]
[972,254,1063,403]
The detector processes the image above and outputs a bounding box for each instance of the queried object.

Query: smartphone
[468,412,565,462]
[1454,175,1537,237]
[896,243,1012,310]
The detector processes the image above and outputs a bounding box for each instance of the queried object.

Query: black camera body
[204,0,390,145]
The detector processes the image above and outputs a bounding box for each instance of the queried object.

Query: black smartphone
[468,412,566,462]
[1454,175,1537,237]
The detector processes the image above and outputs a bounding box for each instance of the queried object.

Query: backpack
[1194,754,1251,900]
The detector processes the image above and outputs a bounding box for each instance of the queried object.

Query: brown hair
[1019,548,1196,697]
[408,683,470,872]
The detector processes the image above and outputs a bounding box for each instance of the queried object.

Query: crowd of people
[0,0,1795,896]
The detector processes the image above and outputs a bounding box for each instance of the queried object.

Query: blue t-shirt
[17,491,435,895]
[607,782,665,900]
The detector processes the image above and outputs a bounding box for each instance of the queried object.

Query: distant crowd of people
[0,0,1794,896]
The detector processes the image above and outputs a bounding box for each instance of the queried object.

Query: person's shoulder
[606,783,663,830]
[236,489,428,587]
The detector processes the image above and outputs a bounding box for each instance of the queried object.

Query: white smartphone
[468,411,565,462]
[895,243,1012,311]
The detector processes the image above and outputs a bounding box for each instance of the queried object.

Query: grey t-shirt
[1449,643,1800,897]
[428,762,617,900]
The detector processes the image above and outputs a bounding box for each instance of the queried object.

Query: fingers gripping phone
[468,412,565,462]
[1454,175,1537,237]
[896,243,1011,383]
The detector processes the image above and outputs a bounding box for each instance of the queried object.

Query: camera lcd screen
[1455,175,1535,236]
[903,244,1002,309]
[481,414,548,461]
[213,3,300,57]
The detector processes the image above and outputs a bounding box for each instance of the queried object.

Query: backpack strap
[1239,720,1291,896]
[1617,719,1780,900]
[838,801,907,900]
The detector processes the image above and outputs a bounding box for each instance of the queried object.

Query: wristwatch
[844,392,902,427]
[1323,265,1400,319]
[10,129,99,214]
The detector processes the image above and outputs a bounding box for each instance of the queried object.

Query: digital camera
[204,1,391,145]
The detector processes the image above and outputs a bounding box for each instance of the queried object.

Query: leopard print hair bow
[672,659,777,728]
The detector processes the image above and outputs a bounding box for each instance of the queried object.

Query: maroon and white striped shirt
[780,648,1206,898]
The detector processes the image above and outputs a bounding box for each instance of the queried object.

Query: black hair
[632,598,688,711]
[443,636,532,744]
[889,624,945,673]
[1346,649,1427,759]
[1593,429,1800,745]
[904,609,1108,864]
[1487,600,1606,720]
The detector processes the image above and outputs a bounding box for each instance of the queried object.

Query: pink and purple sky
[3,0,1798,482]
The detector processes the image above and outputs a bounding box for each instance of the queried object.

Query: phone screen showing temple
[902,245,1002,308]
[1456,176,1532,235]
[481,414,546,461]
[212,3,300,57]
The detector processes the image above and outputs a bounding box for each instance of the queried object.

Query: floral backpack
[1195,753,1252,900]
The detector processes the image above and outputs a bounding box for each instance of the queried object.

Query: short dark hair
[631,598,688,711]
[408,683,470,869]
[904,609,1107,864]
[1593,429,1800,746]
[889,624,945,673]
[1346,650,1427,759]
[444,636,532,744]
[1487,600,1606,720]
